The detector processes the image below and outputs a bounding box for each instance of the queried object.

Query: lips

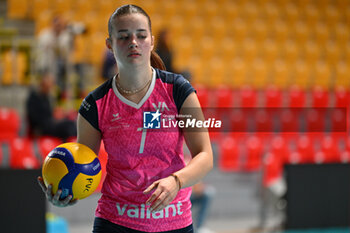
[128,51,141,57]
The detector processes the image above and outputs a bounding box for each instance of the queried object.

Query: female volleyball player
[39,4,213,232]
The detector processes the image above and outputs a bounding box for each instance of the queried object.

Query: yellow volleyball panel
[72,172,102,199]
[42,158,69,194]
[60,142,97,164]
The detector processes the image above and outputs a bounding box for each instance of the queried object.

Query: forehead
[113,13,150,32]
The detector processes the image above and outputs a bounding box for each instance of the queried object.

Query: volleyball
[42,142,102,200]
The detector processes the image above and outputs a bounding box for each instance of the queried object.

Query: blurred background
[0,0,349,233]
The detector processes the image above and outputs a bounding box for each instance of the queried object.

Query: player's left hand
[37,176,78,207]
[143,175,180,212]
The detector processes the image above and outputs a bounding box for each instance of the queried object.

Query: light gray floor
[68,218,260,233]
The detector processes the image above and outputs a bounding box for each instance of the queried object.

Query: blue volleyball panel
[75,158,101,176]
[48,148,75,171]
[58,170,80,199]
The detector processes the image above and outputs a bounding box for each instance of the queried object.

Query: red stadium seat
[263,152,283,188]
[334,87,350,108]
[287,151,300,165]
[0,108,20,141]
[295,135,315,164]
[208,131,222,143]
[287,85,306,108]
[340,137,350,163]
[211,86,234,124]
[194,85,209,108]
[254,109,273,132]
[9,138,40,169]
[243,136,263,171]
[213,86,233,108]
[218,135,240,172]
[230,109,248,133]
[305,109,326,132]
[346,138,350,152]
[204,108,222,142]
[239,86,257,108]
[37,136,62,160]
[279,109,300,142]
[270,136,290,164]
[311,86,329,107]
[264,86,282,107]
[280,109,299,132]
[330,108,347,133]
[340,151,350,163]
[316,136,340,163]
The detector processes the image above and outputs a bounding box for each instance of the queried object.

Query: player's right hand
[37,176,78,207]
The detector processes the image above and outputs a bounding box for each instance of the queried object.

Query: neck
[118,65,153,91]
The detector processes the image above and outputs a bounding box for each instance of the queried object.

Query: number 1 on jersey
[137,127,147,154]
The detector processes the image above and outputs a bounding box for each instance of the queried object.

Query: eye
[119,36,129,40]
[118,34,129,40]
[137,34,147,39]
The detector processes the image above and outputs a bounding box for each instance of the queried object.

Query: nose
[129,43,137,49]
[129,34,138,49]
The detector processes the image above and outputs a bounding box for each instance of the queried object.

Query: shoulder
[88,77,114,102]
[79,78,114,132]
[154,69,196,112]
[155,69,188,85]
[80,77,113,114]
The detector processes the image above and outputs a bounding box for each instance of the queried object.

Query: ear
[151,35,154,50]
[106,38,113,51]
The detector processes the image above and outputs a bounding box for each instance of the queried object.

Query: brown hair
[108,4,166,70]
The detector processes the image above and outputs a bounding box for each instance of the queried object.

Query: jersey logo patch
[143,110,161,129]
[111,113,121,122]
[152,102,169,112]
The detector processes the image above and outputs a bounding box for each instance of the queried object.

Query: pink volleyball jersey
[79,68,195,232]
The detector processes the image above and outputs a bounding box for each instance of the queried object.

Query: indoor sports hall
[0,0,349,232]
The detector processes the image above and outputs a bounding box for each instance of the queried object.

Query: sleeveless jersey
[79,68,195,232]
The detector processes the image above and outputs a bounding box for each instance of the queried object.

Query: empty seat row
[196,85,350,108]
[6,0,349,89]
[218,133,350,175]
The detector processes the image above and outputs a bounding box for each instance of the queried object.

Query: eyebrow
[117,29,147,33]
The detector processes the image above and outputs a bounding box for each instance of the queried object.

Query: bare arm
[144,92,213,212]
[173,92,213,188]
[77,113,102,155]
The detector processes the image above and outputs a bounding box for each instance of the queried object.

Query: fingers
[37,176,47,193]
[68,198,78,206]
[38,177,77,207]
[61,195,73,206]
[46,184,53,202]
[37,176,77,207]
[52,189,62,202]
[150,192,171,212]
[37,176,54,202]
[143,181,158,194]
[145,185,161,205]
[51,190,76,207]
[145,177,179,212]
